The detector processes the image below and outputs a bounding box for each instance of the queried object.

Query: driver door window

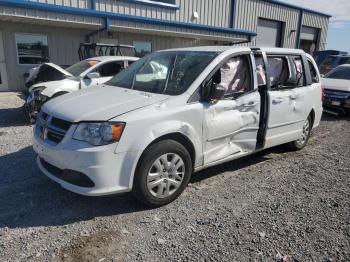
[217,55,253,98]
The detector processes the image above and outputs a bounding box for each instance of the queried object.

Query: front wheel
[287,115,312,150]
[132,140,192,207]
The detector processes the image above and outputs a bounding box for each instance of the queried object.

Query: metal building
[0,0,330,91]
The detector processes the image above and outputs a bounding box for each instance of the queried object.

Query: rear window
[339,57,350,65]
[325,67,350,80]
[322,56,336,65]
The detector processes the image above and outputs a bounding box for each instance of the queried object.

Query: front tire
[132,140,192,207]
[287,115,312,150]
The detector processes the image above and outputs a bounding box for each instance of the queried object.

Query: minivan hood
[42,85,169,122]
[322,78,350,92]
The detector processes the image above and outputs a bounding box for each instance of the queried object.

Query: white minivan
[33,46,323,206]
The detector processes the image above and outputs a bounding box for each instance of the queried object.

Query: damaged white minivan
[33,46,323,206]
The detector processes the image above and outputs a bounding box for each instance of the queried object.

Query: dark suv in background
[319,55,350,74]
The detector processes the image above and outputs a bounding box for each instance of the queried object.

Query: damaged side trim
[268,119,304,129]
[207,127,259,142]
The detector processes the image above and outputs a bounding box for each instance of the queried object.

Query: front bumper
[33,128,140,196]
[24,92,48,123]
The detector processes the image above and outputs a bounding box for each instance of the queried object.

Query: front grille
[324,89,350,99]
[36,111,72,145]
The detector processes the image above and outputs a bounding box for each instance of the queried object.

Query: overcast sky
[281,0,350,52]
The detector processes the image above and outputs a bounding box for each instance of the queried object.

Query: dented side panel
[203,91,260,164]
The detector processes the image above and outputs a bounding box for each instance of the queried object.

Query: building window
[15,33,49,65]
[133,41,152,57]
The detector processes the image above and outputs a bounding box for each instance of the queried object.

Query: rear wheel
[287,115,312,150]
[132,140,192,207]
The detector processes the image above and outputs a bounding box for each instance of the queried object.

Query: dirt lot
[0,93,349,262]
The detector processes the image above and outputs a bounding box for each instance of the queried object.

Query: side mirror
[85,72,100,79]
[320,74,325,78]
[23,72,30,78]
[209,83,226,101]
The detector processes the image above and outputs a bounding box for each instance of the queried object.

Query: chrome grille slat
[46,124,67,136]
[36,111,72,145]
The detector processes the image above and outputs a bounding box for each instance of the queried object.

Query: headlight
[73,122,125,146]
[32,86,46,94]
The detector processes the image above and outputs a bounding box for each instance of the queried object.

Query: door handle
[272,98,283,105]
[290,94,298,100]
[242,101,258,107]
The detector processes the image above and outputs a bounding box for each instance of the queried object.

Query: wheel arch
[137,132,196,170]
[309,108,315,129]
[129,132,197,190]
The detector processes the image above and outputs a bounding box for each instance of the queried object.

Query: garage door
[300,26,319,54]
[256,18,283,47]
[301,26,318,41]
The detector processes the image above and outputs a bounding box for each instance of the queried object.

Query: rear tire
[132,140,192,207]
[287,115,312,150]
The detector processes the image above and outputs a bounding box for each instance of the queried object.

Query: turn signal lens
[111,123,125,141]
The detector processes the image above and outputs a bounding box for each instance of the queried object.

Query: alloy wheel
[146,153,185,199]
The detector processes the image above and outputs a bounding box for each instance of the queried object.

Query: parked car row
[28,46,324,206]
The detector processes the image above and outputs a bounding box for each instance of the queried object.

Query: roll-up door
[256,18,283,47]
[300,26,319,54]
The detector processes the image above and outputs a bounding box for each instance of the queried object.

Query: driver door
[202,53,261,165]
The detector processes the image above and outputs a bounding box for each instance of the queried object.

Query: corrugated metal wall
[96,0,232,27]
[303,12,329,51]
[0,0,331,91]
[28,0,232,28]
[91,31,215,52]
[28,0,91,9]
[234,0,300,48]
[0,20,219,91]
[234,0,329,50]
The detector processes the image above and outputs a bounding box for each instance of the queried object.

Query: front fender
[119,120,201,160]
[116,120,203,190]
[40,80,80,98]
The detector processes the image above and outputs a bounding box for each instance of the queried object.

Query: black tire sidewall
[132,140,192,207]
[290,115,312,150]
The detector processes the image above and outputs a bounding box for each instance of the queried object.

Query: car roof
[335,64,350,69]
[328,55,350,58]
[87,56,139,62]
[158,46,306,55]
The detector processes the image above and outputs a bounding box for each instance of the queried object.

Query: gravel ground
[0,93,349,262]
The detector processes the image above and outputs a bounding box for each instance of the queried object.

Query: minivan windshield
[66,60,100,76]
[106,51,217,95]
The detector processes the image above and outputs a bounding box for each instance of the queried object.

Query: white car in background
[33,47,322,207]
[24,56,139,122]
[322,64,350,114]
